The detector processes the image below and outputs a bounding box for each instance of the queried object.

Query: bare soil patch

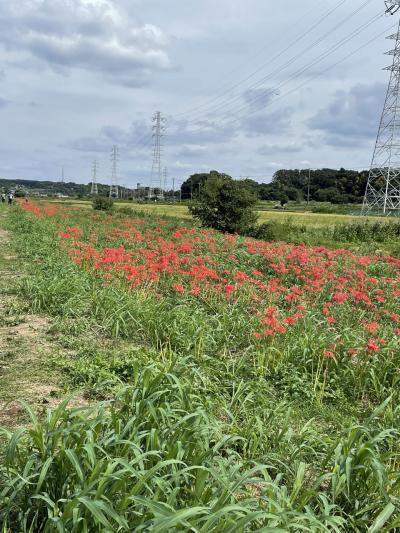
[0,223,73,427]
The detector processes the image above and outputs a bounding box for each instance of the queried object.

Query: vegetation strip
[0,202,400,531]
[0,212,64,430]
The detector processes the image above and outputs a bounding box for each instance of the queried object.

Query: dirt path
[0,211,62,427]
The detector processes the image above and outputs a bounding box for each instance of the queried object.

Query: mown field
[1,200,400,531]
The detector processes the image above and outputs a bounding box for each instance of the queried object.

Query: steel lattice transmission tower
[362,1,400,215]
[109,145,119,199]
[91,160,99,195]
[149,111,166,199]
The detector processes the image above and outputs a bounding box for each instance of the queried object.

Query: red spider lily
[172,283,185,293]
[284,316,298,326]
[21,200,400,356]
[234,271,248,283]
[348,348,359,357]
[224,284,236,297]
[366,339,380,353]
[333,292,348,304]
[364,322,379,334]
[177,243,193,254]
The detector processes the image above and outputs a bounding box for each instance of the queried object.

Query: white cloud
[0,0,172,86]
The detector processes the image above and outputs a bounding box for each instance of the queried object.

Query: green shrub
[92,196,114,211]
[190,176,258,234]
[118,206,135,216]
[248,222,278,241]
[328,221,400,243]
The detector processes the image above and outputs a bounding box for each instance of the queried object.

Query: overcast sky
[0,0,396,188]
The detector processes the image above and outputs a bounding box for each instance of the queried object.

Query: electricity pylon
[362,1,400,215]
[149,111,166,199]
[91,160,98,195]
[109,145,119,199]
[385,1,400,15]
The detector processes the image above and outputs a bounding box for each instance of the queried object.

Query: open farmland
[49,198,394,225]
[0,200,400,531]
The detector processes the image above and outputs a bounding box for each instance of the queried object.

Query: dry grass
[47,199,394,227]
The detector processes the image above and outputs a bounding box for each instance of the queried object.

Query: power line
[186,1,379,122]
[174,0,348,119]
[219,9,383,121]
[185,18,395,134]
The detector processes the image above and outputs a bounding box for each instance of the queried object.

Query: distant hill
[0,178,130,198]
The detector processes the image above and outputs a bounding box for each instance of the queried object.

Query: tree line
[181,168,369,204]
[2,167,370,204]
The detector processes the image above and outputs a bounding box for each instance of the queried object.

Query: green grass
[0,207,64,431]
[1,203,400,531]
[49,198,396,224]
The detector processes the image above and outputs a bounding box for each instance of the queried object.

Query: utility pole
[162,167,167,200]
[109,145,119,199]
[307,168,311,207]
[172,177,175,202]
[91,160,99,195]
[61,166,65,184]
[149,111,166,200]
[363,1,400,215]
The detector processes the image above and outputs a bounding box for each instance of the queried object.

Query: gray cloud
[0,97,9,108]
[68,120,152,155]
[241,107,293,136]
[0,1,390,183]
[167,117,237,145]
[0,1,172,86]
[308,83,386,147]
[257,142,302,155]
[176,144,208,158]
[242,87,277,112]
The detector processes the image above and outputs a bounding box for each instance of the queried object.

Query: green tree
[181,171,232,200]
[189,176,258,234]
[279,192,289,207]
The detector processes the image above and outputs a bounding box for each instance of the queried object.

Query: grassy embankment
[0,201,400,531]
[50,198,400,256]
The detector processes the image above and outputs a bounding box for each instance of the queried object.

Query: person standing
[1,193,5,204]
[7,192,13,205]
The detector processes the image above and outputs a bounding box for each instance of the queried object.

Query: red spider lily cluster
[22,201,400,358]
[20,201,65,218]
